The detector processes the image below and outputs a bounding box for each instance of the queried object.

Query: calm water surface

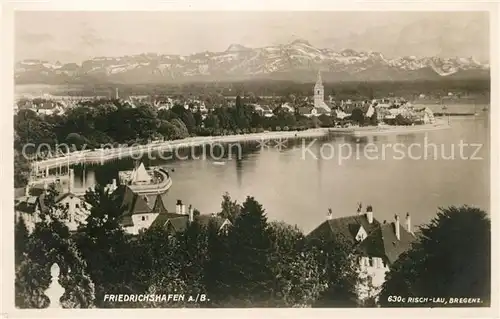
[77,115,489,234]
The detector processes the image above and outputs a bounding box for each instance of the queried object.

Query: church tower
[314,70,324,109]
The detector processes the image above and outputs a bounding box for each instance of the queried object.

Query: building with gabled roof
[117,188,163,234]
[116,190,232,236]
[15,189,91,233]
[149,199,232,236]
[307,204,416,301]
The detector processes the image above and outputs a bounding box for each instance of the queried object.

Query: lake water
[75,113,490,234]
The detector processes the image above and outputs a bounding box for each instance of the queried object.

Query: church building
[313,71,332,113]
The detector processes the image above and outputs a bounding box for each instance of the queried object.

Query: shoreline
[30,122,450,170]
[339,120,451,137]
[31,128,332,170]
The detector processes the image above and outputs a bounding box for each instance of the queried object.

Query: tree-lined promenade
[27,128,332,171]
[15,186,491,308]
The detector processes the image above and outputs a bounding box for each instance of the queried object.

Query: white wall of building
[125,212,160,235]
[356,256,390,301]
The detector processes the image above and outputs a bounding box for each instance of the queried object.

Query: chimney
[181,203,186,215]
[356,202,362,215]
[395,214,400,240]
[176,200,182,215]
[327,208,333,220]
[188,205,194,222]
[68,169,74,193]
[406,212,412,234]
[25,185,30,197]
[366,205,373,224]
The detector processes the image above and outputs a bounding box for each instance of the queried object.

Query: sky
[15,11,490,63]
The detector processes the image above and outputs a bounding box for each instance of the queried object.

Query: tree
[66,132,89,150]
[221,196,274,306]
[369,110,378,126]
[380,206,491,307]
[204,113,220,130]
[77,185,138,307]
[133,226,189,308]
[14,149,30,188]
[218,192,241,223]
[318,114,333,127]
[267,221,325,307]
[394,114,412,126]
[204,218,231,306]
[308,235,360,307]
[193,110,203,127]
[15,216,30,266]
[350,107,365,125]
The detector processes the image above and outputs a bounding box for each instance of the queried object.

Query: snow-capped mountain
[15,39,489,84]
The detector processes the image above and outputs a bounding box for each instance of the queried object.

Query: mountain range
[15,39,490,84]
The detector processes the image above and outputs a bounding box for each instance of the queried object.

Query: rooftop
[307,211,416,264]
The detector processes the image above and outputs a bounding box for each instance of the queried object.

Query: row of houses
[14,175,230,237]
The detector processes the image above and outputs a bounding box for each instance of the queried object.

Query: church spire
[316,70,322,85]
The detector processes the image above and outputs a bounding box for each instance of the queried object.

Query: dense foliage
[15,186,491,308]
[379,206,491,307]
[13,97,339,188]
[15,189,362,308]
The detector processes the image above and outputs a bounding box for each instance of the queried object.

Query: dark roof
[29,183,65,196]
[151,213,231,234]
[308,214,381,244]
[115,185,155,215]
[38,192,79,213]
[14,197,39,214]
[151,194,168,214]
[307,213,416,265]
[196,214,228,229]
[150,212,186,228]
[298,106,314,114]
[38,102,57,110]
[15,187,25,199]
[130,195,150,215]
[378,222,415,263]
[167,216,190,233]
[117,185,136,211]
[315,107,330,114]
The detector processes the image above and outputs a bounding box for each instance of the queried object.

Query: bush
[275,126,281,131]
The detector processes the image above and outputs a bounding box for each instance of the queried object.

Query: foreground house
[307,205,416,301]
[15,186,91,233]
[150,200,232,236]
[117,188,231,235]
